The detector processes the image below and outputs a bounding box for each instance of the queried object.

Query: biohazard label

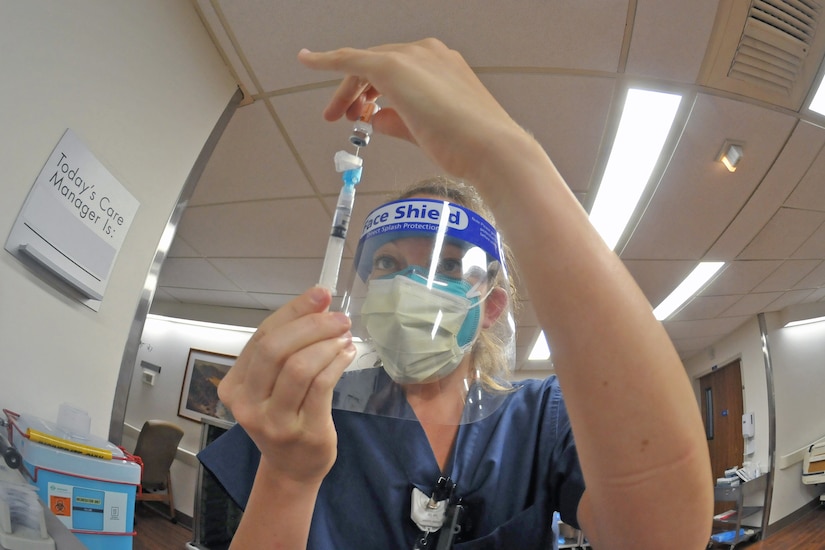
[50,495,72,516]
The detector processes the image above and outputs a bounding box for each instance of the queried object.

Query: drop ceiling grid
[478,73,616,194]
[624,0,718,83]
[621,94,797,261]
[739,208,825,260]
[705,121,825,260]
[176,197,332,258]
[215,0,631,94]
[189,100,315,206]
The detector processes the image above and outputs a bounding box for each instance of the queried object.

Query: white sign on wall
[5,129,140,310]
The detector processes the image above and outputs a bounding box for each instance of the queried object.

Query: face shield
[333,198,518,424]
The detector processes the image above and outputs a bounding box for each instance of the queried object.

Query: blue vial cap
[342,167,363,186]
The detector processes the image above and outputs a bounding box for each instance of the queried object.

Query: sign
[5,129,139,310]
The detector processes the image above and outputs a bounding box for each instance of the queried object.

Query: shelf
[710,474,767,549]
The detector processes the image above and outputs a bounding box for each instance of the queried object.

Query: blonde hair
[395,176,519,388]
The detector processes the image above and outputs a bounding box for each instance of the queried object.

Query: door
[699,359,744,514]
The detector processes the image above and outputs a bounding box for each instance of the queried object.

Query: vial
[349,102,379,147]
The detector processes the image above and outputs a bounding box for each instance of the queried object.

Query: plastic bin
[7,412,140,550]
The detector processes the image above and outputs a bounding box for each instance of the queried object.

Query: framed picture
[178,348,237,424]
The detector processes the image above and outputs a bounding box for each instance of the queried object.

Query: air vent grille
[700,0,825,110]
[728,0,820,94]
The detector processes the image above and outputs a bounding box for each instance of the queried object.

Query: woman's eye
[373,255,399,273]
[438,258,463,277]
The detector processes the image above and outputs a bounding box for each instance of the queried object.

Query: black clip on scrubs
[413,477,468,550]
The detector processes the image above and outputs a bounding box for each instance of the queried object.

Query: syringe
[318,151,363,294]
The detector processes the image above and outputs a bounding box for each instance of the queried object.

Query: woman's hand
[218,286,356,486]
[297,38,527,183]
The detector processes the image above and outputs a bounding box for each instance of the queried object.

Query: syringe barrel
[330,184,356,237]
[319,184,357,293]
[318,236,346,294]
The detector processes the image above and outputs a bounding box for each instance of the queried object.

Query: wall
[0,3,235,451]
[761,312,825,521]
[123,314,257,518]
[684,313,825,525]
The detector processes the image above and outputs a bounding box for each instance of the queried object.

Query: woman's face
[369,237,465,280]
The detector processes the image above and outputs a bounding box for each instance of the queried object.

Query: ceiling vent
[699,0,825,111]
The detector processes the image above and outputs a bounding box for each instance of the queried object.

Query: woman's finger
[219,287,336,403]
[238,309,351,402]
[268,333,355,420]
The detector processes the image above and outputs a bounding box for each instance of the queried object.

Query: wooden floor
[742,506,825,549]
[133,504,193,550]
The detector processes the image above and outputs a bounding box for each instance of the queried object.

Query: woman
[206,39,713,549]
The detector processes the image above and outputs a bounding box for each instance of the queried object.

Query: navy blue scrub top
[198,374,585,550]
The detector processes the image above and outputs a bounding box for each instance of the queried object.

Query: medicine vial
[349,102,379,147]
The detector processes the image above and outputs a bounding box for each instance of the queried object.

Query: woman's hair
[394,176,519,388]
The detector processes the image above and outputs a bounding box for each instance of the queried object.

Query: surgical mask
[360,269,481,384]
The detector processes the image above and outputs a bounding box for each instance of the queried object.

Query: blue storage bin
[9,413,141,550]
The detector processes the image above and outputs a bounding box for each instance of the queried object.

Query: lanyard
[411,477,468,549]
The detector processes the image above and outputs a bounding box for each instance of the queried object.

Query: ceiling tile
[707,121,825,259]
[210,258,324,295]
[247,292,300,311]
[161,287,267,309]
[752,260,821,293]
[720,292,784,318]
[671,294,742,321]
[663,315,751,341]
[479,73,615,192]
[739,208,825,260]
[765,289,817,312]
[699,260,781,296]
[167,235,200,258]
[157,258,240,291]
[793,261,825,290]
[177,197,331,258]
[191,100,314,205]
[786,143,825,213]
[625,0,717,82]
[623,259,696,307]
[622,94,796,260]
[792,220,825,259]
[217,1,628,92]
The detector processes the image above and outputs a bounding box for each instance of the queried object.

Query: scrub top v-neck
[198,374,585,550]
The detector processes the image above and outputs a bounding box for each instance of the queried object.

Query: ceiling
[154,0,825,371]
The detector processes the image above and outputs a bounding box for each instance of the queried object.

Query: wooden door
[699,360,744,514]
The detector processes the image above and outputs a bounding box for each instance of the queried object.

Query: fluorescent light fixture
[653,262,725,321]
[780,302,825,328]
[528,330,551,361]
[589,88,682,250]
[810,76,825,116]
[785,316,825,328]
[146,313,257,333]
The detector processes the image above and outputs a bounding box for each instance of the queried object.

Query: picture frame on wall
[178,348,237,424]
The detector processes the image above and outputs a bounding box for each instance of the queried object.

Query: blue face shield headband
[353,198,504,284]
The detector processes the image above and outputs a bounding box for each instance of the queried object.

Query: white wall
[761,312,825,521]
[684,313,825,525]
[123,314,257,518]
[0,1,235,459]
